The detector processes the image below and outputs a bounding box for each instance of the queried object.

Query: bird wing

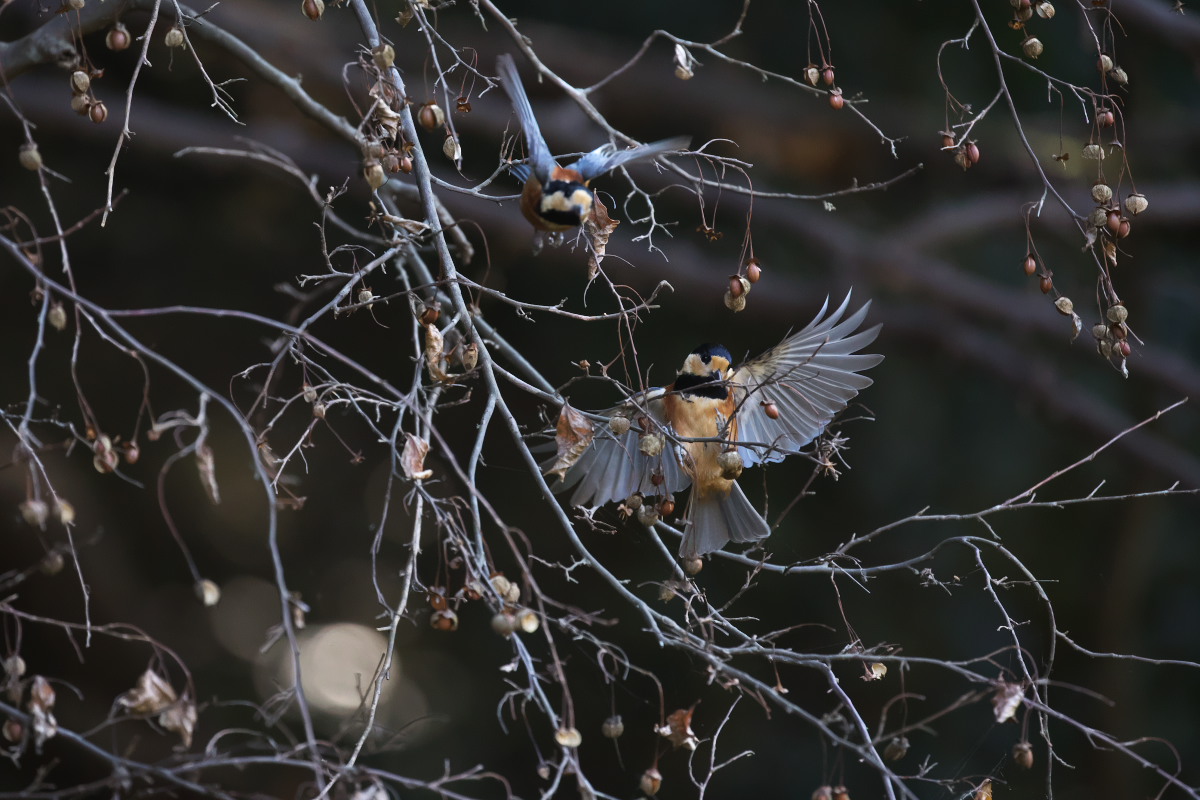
[571,136,691,183]
[730,292,883,467]
[545,388,692,507]
[496,54,558,183]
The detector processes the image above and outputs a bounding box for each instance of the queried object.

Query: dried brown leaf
[402,433,432,480]
[159,695,197,748]
[546,404,594,480]
[425,323,451,381]
[585,194,620,280]
[991,680,1024,723]
[119,669,178,715]
[657,706,699,750]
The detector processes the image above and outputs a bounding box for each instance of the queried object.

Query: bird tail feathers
[680,483,770,558]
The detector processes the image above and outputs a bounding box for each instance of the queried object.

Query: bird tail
[680,483,771,559]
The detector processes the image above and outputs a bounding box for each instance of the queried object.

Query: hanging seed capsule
[70,70,91,94]
[884,736,910,761]
[683,556,703,575]
[363,160,385,190]
[1124,193,1148,216]
[1092,183,1113,204]
[554,728,582,748]
[966,141,980,164]
[954,149,971,171]
[106,22,131,50]
[1110,66,1128,85]
[723,290,747,312]
[490,611,518,637]
[1022,254,1037,276]
[822,67,835,86]
[639,433,665,457]
[1036,1,1055,17]
[763,401,780,420]
[805,65,820,87]
[1097,109,1115,128]
[1054,296,1074,316]
[1097,54,1114,73]
[302,0,324,20]
[70,94,91,115]
[1105,209,1121,234]
[372,44,395,69]
[729,275,750,299]
[746,259,762,283]
[601,715,624,739]
[640,768,662,796]
[89,101,108,124]
[828,89,844,110]
[1088,207,1109,228]
[1022,37,1044,59]
[1039,275,1053,294]
[637,504,660,528]
[164,25,185,49]
[1013,741,1034,769]
[609,415,631,436]
[19,143,42,171]
[442,135,461,162]
[1107,304,1128,323]
[430,609,459,631]
[1081,144,1104,161]
[418,102,445,130]
[1117,217,1130,238]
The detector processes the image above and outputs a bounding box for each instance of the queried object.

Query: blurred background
[2,0,1199,797]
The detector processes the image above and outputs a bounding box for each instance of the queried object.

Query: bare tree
[2,1,1198,798]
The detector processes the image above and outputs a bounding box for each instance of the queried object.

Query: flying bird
[546,294,883,558]
[496,54,690,238]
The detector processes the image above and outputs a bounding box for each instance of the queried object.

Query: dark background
[1,0,1198,798]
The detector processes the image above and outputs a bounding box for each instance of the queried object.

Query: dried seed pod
[954,149,971,171]
[70,94,91,115]
[1097,109,1115,128]
[832,786,851,800]
[164,25,185,49]
[1013,741,1034,769]
[554,727,582,748]
[195,578,221,606]
[302,0,324,20]
[637,503,660,528]
[419,301,440,326]
[1091,323,1108,340]
[640,768,663,796]
[1022,254,1037,276]
[763,401,780,420]
[1111,66,1128,85]
[1124,193,1148,216]
[430,609,459,631]
[1039,275,1053,294]
[89,101,108,124]
[442,135,461,162]
[1118,340,1131,357]
[19,143,42,171]
[812,786,833,800]
[70,70,91,94]
[884,735,910,761]
[517,608,540,633]
[1117,217,1131,239]
[67,0,84,8]
[1091,183,1113,204]
[625,492,644,511]
[363,160,386,190]
[657,496,675,516]
[106,23,131,51]
[683,556,703,575]
[601,715,624,739]
[1014,5,1033,21]
[966,141,981,165]
[717,449,744,480]
[20,498,49,528]
[490,573,521,604]
[828,89,844,110]
[1106,304,1128,323]
[460,342,478,371]
[1081,143,1104,161]
[1036,1,1055,17]
[639,432,665,457]
[1087,207,1109,229]
[1097,54,1114,73]
[723,290,747,312]
[1105,209,1121,234]
[418,102,445,131]
[1054,296,1074,316]
[48,302,67,330]
[54,499,75,525]
[2,719,21,743]
[40,550,65,575]
[746,259,762,283]
[822,67,835,86]
[805,65,820,86]
[490,611,518,636]
[729,275,750,299]
[1022,37,1044,59]
[609,415,630,436]
[371,44,395,70]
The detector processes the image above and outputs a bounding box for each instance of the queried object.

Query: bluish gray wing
[571,136,691,183]
[544,390,691,506]
[496,54,558,183]
[731,292,883,467]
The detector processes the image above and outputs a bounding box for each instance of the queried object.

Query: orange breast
[664,392,739,499]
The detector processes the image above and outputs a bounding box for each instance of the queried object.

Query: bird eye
[701,354,710,364]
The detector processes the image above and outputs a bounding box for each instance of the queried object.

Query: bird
[545,293,883,559]
[495,54,690,240]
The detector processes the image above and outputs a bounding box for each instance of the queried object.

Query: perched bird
[546,294,883,558]
[496,54,690,237]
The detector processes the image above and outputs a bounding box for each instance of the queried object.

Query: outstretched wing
[496,54,558,184]
[545,389,691,507]
[571,136,691,183]
[731,293,883,467]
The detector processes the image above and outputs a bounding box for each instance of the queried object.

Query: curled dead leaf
[402,433,432,480]
[585,194,620,280]
[118,669,177,715]
[159,694,197,748]
[196,443,220,504]
[656,706,699,750]
[425,323,451,382]
[546,404,594,480]
[991,680,1024,723]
